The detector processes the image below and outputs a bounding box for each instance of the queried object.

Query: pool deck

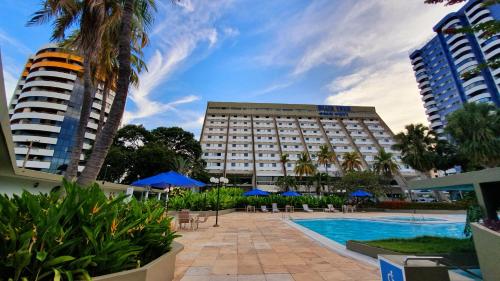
[173,211,464,281]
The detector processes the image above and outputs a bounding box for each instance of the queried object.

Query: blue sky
[1,0,458,138]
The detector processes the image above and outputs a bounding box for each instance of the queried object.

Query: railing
[403,256,483,280]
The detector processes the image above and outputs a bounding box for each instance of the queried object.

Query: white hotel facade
[200,102,418,191]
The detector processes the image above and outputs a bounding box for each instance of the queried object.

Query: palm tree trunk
[317,173,321,195]
[77,0,134,186]
[97,80,110,136]
[325,163,329,194]
[65,58,94,180]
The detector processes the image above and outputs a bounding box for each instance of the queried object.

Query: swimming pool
[293,218,466,245]
[375,216,447,222]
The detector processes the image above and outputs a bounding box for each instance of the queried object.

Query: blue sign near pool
[379,257,405,281]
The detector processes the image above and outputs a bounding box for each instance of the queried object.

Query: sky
[0,0,460,138]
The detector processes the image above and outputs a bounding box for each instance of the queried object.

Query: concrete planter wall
[93,241,184,281]
[471,223,500,281]
[346,240,478,267]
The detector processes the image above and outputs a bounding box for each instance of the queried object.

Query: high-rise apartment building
[409,0,500,136]
[200,102,417,190]
[7,44,114,173]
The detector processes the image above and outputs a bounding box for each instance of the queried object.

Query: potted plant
[0,180,182,281]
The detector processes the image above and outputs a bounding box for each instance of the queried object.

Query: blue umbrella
[350,189,372,197]
[131,171,206,189]
[243,188,269,196]
[281,191,301,197]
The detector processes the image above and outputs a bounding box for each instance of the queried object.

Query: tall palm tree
[78,0,156,185]
[294,152,316,192]
[445,103,500,168]
[29,0,111,180]
[317,144,337,193]
[373,148,398,178]
[341,152,362,172]
[392,123,436,177]
[29,0,155,183]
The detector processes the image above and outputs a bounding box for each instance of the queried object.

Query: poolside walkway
[173,212,381,281]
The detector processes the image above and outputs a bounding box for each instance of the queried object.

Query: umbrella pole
[203,187,207,211]
[214,182,221,227]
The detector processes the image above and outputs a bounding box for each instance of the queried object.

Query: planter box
[471,223,500,281]
[93,241,184,281]
[346,240,478,267]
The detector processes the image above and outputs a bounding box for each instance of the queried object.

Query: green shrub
[167,187,344,210]
[0,180,178,280]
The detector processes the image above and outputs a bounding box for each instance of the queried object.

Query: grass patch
[360,236,474,254]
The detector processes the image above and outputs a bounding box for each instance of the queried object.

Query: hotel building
[200,102,418,191]
[7,44,114,173]
[409,0,500,137]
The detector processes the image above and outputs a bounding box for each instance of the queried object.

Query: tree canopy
[98,125,207,184]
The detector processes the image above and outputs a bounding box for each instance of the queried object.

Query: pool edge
[283,218,379,267]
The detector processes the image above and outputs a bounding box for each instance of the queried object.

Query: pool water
[376,216,447,222]
[294,218,466,245]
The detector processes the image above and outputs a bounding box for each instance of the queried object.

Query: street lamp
[211,176,228,227]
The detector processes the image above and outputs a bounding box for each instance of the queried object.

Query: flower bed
[0,180,179,280]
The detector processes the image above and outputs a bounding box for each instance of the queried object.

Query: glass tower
[7,44,115,173]
[409,0,500,137]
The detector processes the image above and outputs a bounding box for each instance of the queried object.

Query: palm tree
[373,148,398,178]
[279,154,290,177]
[392,124,436,177]
[173,157,191,175]
[445,103,500,168]
[29,0,111,179]
[317,144,337,193]
[294,152,316,192]
[78,0,155,186]
[29,0,155,184]
[341,152,362,172]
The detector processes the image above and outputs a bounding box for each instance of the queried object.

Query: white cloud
[124,0,235,127]
[2,68,18,102]
[325,61,428,133]
[251,0,457,132]
[0,29,32,55]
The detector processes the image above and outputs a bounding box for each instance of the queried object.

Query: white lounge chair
[302,204,314,213]
[261,205,269,212]
[324,204,336,212]
[272,203,280,213]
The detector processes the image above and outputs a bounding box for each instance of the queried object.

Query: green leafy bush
[167,187,344,210]
[0,180,178,280]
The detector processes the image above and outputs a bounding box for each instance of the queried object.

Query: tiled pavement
[173,212,381,281]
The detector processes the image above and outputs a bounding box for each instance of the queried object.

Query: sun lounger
[324,204,337,212]
[261,205,269,212]
[272,203,280,213]
[302,204,313,212]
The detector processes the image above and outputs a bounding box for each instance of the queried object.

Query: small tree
[373,148,398,178]
[445,103,500,168]
[341,152,362,172]
[393,124,436,177]
[294,152,316,192]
